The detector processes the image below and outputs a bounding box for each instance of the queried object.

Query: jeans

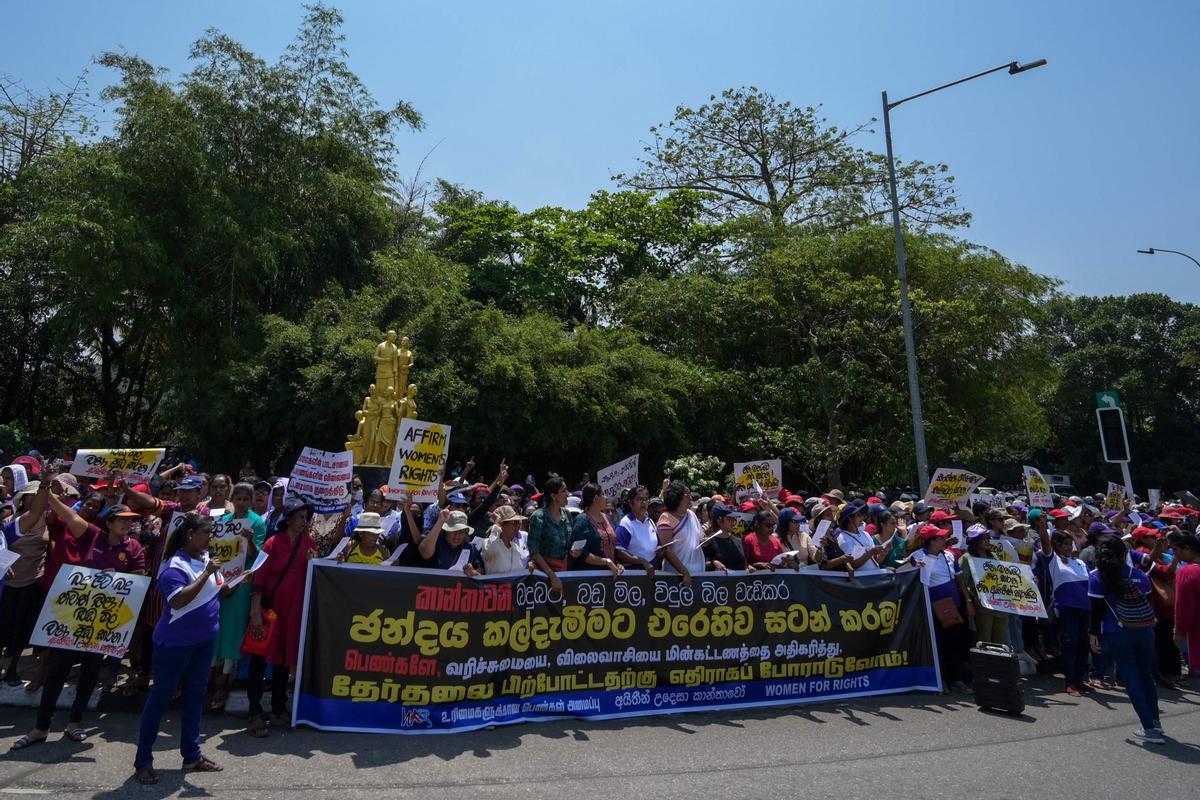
[1103,627,1160,730]
[1056,607,1090,688]
[36,649,102,731]
[247,655,290,719]
[1008,613,1025,653]
[134,638,215,770]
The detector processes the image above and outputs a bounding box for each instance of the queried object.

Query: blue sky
[6,0,1200,302]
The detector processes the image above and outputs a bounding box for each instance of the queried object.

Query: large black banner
[294,565,938,734]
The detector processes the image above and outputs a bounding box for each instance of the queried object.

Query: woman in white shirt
[481,505,529,574]
[615,486,657,574]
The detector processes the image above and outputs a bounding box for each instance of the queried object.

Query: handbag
[932,596,965,628]
[239,535,301,657]
[1148,572,1175,617]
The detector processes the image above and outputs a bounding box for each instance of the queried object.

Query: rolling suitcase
[969,642,1024,715]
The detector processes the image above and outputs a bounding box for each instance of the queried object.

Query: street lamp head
[1009,59,1048,75]
[1137,248,1156,255]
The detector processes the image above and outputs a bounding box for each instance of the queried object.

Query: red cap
[867,496,883,505]
[12,455,40,476]
[918,524,946,540]
[784,498,804,509]
[1131,526,1161,540]
[1048,509,1071,519]
[778,488,791,502]
[1064,500,1077,507]
[930,509,958,523]
[738,500,758,513]
[1158,509,1184,521]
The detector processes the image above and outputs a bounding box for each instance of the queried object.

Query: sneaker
[1134,728,1165,745]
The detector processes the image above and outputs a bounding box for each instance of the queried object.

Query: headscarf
[265,477,290,525]
[4,464,28,494]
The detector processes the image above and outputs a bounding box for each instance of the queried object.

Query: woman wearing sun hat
[482,505,529,574]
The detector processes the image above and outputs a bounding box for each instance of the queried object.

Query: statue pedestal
[354,465,391,496]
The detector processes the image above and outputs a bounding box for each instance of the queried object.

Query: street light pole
[881,93,929,496]
[1138,247,1200,271]
[883,59,1047,495]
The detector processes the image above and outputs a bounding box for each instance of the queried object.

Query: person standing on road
[1035,525,1092,696]
[1170,533,1200,686]
[133,513,226,784]
[1088,535,1164,744]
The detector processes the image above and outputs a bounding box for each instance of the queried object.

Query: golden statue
[398,383,418,420]
[374,331,400,395]
[369,386,399,466]
[396,336,414,395]
[345,410,368,464]
[350,334,418,467]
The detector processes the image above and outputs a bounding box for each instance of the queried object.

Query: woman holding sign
[208,482,267,713]
[245,498,316,737]
[133,513,227,783]
[12,499,145,750]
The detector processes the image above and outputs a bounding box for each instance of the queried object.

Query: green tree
[615,86,967,231]
[619,225,1056,490]
[1035,293,1200,493]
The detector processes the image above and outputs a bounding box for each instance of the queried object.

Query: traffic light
[1096,407,1130,463]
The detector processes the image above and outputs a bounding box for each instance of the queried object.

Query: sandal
[182,756,223,772]
[64,727,89,743]
[133,767,158,785]
[10,734,47,751]
[246,717,269,738]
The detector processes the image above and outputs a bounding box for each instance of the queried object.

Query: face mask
[352,490,364,503]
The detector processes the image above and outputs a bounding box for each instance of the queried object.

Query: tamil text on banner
[733,460,783,500]
[388,419,452,503]
[290,447,354,514]
[294,566,938,734]
[923,468,985,508]
[1106,481,1128,510]
[70,448,165,482]
[30,566,150,657]
[966,557,1047,619]
[1023,466,1052,508]
[210,517,250,581]
[597,454,639,501]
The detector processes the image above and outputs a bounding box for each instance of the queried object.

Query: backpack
[1107,569,1157,629]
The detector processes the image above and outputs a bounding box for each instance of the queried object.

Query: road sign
[1096,407,1130,463]
[1095,390,1120,409]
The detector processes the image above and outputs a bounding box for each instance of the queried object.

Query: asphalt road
[0,677,1195,799]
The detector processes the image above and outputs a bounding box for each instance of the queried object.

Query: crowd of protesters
[0,452,1197,782]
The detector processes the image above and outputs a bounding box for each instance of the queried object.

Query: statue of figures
[399,383,418,421]
[369,386,399,466]
[348,333,418,467]
[345,410,368,464]
[373,331,400,396]
[395,336,414,396]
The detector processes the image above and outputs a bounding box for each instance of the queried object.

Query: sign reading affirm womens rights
[388,419,452,502]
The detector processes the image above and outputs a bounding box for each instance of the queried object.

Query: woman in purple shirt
[133,513,228,784]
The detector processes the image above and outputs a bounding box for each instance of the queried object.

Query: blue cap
[447,492,468,505]
[838,502,866,526]
[711,503,733,519]
[178,476,204,491]
[1149,520,1167,530]
[778,507,802,524]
